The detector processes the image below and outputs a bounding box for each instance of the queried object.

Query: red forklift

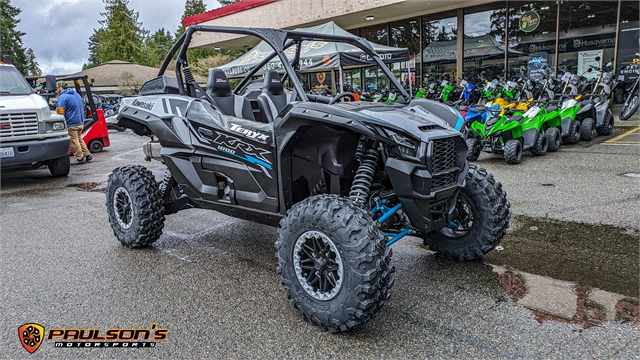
[30,75,110,153]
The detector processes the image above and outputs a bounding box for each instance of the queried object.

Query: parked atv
[105,25,510,333]
[468,100,532,164]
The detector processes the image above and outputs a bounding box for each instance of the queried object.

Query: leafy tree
[142,28,174,67]
[86,0,146,68]
[0,0,41,75]
[118,71,145,95]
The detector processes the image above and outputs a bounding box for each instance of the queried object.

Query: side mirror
[587,68,592,72]
[45,75,57,92]
[595,56,601,61]
[562,59,568,64]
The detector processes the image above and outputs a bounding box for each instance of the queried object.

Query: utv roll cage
[157,25,412,105]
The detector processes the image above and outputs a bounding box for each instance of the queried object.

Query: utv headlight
[387,130,418,158]
[52,121,65,131]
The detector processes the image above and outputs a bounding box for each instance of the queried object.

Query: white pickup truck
[0,59,70,177]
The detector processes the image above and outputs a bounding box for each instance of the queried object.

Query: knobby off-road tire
[48,155,70,177]
[563,120,581,144]
[545,127,561,152]
[466,137,481,161]
[619,92,639,121]
[106,165,165,248]
[580,118,594,141]
[424,164,510,261]
[596,112,614,135]
[275,195,394,333]
[503,139,522,164]
[530,132,548,156]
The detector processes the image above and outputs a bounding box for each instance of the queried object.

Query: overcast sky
[13,0,222,75]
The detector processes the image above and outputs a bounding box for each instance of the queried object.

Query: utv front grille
[0,112,38,139]
[431,138,457,173]
[430,138,459,190]
[432,171,457,189]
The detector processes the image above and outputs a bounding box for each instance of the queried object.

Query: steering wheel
[328,92,356,105]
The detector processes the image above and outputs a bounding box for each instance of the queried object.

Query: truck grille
[431,138,459,190]
[0,112,39,139]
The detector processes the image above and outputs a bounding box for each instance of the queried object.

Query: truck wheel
[596,112,613,135]
[530,132,548,156]
[503,139,522,164]
[466,137,481,161]
[89,140,103,153]
[563,121,581,144]
[106,165,165,248]
[424,164,510,260]
[48,155,70,177]
[275,194,394,333]
[545,127,561,152]
[580,118,594,141]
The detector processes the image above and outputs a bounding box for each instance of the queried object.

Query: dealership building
[185,0,640,92]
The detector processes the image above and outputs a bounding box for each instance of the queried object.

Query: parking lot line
[604,126,640,145]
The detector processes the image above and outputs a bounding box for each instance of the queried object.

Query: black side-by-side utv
[106,25,510,333]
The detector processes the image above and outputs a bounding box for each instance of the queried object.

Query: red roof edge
[183,0,277,27]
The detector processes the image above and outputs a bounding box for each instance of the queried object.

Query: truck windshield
[0,67,34,95]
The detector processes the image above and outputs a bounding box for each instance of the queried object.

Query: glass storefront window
[362,66,389,92]
[361,23,388,46]
[463,2,507,83]
[616,1,639,81]
[506,1,558,81]
[422,11,458,86]
[346,28,360,37]
[343,69,361,92]
[390,18,420,91]
[558,1,618,81]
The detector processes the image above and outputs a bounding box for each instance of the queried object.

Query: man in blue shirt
[57,81,92,164]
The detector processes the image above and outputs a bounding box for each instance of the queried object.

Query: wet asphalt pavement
[1,123,639,358]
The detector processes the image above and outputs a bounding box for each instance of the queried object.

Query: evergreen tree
[176,0,207,38]
[176,0,220,64]
[24,48,41,76]
[218,0,240,6]
[0,0,41,75]
[86,0,146,68]
[84,28,106,69]
[142,28,174,67]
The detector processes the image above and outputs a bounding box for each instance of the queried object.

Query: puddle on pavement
[68,182,107,193]
[485,215,639,328]
[619,172,640,178]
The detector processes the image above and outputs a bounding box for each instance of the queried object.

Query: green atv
[554,95,585,145]
[469,100,562,164]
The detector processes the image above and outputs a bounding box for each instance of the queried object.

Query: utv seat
[206,69,254,120]
[257,70,288,123]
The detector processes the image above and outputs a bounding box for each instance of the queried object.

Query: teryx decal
[213,131,273,178]
[230,124,270,142]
